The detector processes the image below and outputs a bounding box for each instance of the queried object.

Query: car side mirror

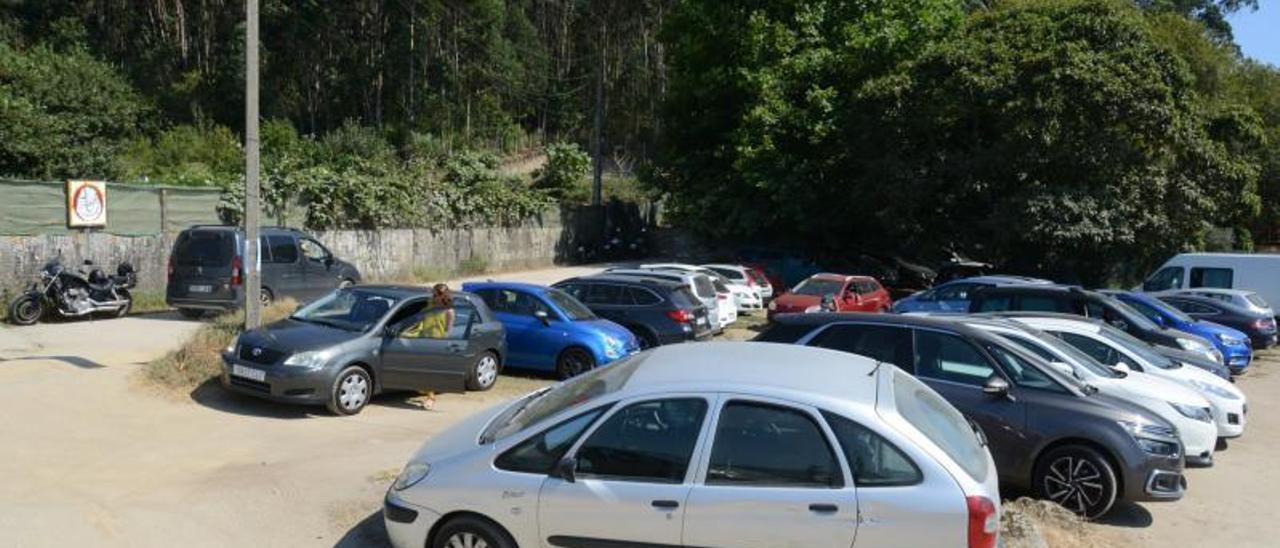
[1049,361,1075,377]
[982,375,1012,398]
[1150,314,1166,328]
[534,309,550,326]
[554,457,578,483]
[1112,362,1131,374]
[1108,319,1128,331]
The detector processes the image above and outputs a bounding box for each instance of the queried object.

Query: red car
[767,273,892,320]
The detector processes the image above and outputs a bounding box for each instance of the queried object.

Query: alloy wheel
[1043,456,1105,515]
[338,373,369,411]
[445,533,489,548]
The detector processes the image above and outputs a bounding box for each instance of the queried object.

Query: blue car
[1105,290,1253,374]
[891,275,1052,313]
[463,282,640,378]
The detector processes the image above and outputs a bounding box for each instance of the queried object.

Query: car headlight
[392,462,431,491]
[282,349,333,368]
[224,341,237,355]
[768,301,777,311]
[1189,379,1240,400]
[1118,420,1180,457]
[602,336,626,359]
[1176,337,1209,354]
[1215,333,1246,346]
[1169,402,1213,423]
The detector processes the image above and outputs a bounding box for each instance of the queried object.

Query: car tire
[467,351,500,391]
[556,347,595,380]
[432,515,515,548]
[178,308,206,320]
[338,278,355,289]
[1033,444,1118,520]
[259,287,274,308]
[326,366,372,416]
[632,328,659,350]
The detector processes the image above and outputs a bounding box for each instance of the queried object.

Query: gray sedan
[221,285,506,415]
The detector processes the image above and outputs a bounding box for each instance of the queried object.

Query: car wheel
[8,294,43,326]
[259,287,274,308]
[338,278,355,289]
[327,366,372,416]
[467,351,500,391]
[432,515,515,548]
[632,328,659,350]
[556,347,595,380]
[178,308,206,320]
[1034,445,1118,520]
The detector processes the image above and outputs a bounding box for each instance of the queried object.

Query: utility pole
[244,0,262,329]
[590,21,606,207]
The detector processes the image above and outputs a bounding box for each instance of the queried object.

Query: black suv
[553,274,713,348]
[968,285,1221,364]
[757,313,1186,519]
[166,225,362,317]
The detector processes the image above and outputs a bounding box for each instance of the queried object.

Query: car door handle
[651,500,679,510]
[809,503,838,513]
[447,343,464,353]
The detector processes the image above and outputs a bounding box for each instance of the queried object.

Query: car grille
[238,345,284,365]
[229,376,271,394]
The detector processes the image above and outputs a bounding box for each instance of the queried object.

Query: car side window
[985,345,1065,393]
[585,284,624,305]
[628,287,662,306]
[974,295,1012,312]
[574,399,708,483]
[385,300,429,332]
[821,411,921,487]
[706,401,842,488]
[496,407,610,474]
[481,289,548,317]
[556,283,586,301]
[1122,299,1163,323]
[912,331,996,387]
[266,235,298,264]
[934,283,975,301]
[1143,266,1184,292]
[299,238,329,262]
[808,324,914,372]
[1021,295,1067,313]
[1190,268,1233,289]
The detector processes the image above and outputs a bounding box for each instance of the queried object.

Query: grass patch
[1001,498,1116,548]
[457,255,488,276]
[139,300,298,392]
[129,290,169,314]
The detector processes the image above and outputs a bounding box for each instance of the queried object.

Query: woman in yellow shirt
[403,284,456,339]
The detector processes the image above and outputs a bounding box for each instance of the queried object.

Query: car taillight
[718,293,729,300]
[1253,318,1274,330]
[230,256,243,287]
[666,309,694,324]
[967,496,998,548]
[746,276,757,287]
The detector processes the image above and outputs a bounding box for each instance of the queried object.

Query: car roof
[770,311,994,338]
[999,314,1104,332]
[460,281,549,293]
[607,268,699,280]
[181,224,302,236]
[347,284,479,300]
[558,274,683,289]
[623,342,881,404]
[950,275,1052,285]
[1177,287,1255,297]
[975,284,1093,296]
[700,263,746,271]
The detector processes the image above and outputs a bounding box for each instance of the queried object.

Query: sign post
[244,0,263,329]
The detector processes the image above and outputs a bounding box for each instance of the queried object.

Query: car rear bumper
[219,353,332,405]
[167,295,240,311]
[384,492,439,548]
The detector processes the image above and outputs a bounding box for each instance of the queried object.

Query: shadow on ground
[0,355,107,368]
[1094,501,1153,528]
[334,510,389,548]
[190,378,444,419]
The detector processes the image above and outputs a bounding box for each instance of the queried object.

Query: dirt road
[1,265,1274,547]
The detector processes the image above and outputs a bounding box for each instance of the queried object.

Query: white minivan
[1140,253,1280,318]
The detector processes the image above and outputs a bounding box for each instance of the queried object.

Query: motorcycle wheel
[8,294,44,326]
[113,289,133,318]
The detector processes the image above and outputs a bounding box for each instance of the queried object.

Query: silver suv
[385,342,1001,548]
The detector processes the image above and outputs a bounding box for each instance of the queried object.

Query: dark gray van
[166,225,362,317]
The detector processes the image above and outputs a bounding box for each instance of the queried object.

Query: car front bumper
[384,491,440,548]
[219,353,334,405]
[1211,399,1247,438]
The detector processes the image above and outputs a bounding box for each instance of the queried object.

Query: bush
[117,124,243,186]
[139,300,297,392]
[534,141,591,202]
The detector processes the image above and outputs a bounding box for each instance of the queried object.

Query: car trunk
[170,230,240,302]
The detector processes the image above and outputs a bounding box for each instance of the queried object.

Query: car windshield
[1126,296,1194,324]
[480,353,645,443]
[1098,325,1177,369]
[289,288,400,332]
[546,288,596,321]
[1108,299,1161,331]
[709,267,746,281]
[1009,325,1119,379]
[748,270,770,286]
[793,278,844,297]
[174,231,234,267]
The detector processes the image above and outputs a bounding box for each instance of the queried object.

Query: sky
[1228,3,1280,67]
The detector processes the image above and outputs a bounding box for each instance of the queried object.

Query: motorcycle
[7,257,137,325]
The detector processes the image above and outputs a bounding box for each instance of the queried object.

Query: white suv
[385,342,1001,548]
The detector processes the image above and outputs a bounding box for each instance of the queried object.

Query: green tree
[0,42,149,179]
[535,141,591,202]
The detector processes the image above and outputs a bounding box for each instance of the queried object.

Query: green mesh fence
[0,179,223,235]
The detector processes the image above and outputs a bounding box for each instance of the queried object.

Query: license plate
[189,284,213,293]
[698,317,710,327]
[232,365,266,382]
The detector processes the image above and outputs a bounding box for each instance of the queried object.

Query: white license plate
[232,365,266,382]
[698,317,710,327]
[189,284,213,293]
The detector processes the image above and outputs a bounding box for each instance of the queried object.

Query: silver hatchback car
[385,342,1001,548]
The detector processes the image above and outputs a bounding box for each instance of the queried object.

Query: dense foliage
[657,0,1277,283]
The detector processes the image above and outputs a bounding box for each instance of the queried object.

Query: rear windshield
[710,267,747,281]
[670,287,700,309]
[793,278,845,297]
[892,370,989,482]
[748,270,770,285]
[693,275,716,298]
[174,231,234,267]
[480,353,645,443]
[1245,293,1271,309]
[753,322,817,344]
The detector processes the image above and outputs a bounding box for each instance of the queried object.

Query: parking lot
[0,265,1276,547]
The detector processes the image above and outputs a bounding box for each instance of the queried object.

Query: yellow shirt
[403,307,451,339]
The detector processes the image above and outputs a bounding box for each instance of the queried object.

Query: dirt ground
[0,266,1273,547]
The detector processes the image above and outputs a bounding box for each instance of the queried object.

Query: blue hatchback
[1106,290,1253,373]
[891,275,1052,313]
[463,282,640,378]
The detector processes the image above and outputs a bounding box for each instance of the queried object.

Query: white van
[1140,253,1280,315]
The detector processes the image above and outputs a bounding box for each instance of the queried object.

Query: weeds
[139,300,297,392]
[129,290,169,314]
[1001,498,1115,548]
[457,255,488,276]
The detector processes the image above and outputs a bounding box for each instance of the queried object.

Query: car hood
[1190,320,1249,342]
[1095,372,1211,408]
[1154,346,1230,379]
[773,294,821,311]
[409,397,517,465]
[578,318,639,345]
[240,318,365,353]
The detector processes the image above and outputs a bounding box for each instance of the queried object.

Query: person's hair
[432,283,451,307]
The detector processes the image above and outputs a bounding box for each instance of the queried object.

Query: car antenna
[867,360,885,377]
